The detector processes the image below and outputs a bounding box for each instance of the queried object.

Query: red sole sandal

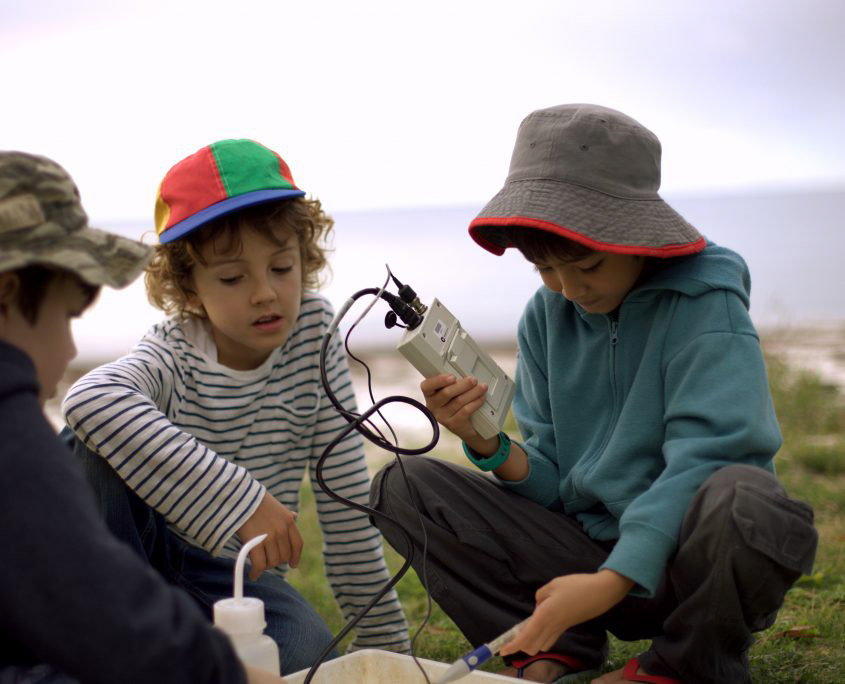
[507,651,591,680]
[621,657,682,684]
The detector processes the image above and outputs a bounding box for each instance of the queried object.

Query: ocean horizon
[71,186,845,365]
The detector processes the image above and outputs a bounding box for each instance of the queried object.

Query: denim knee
[258,581,337,674]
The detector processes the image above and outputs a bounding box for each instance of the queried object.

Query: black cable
[344,264,434,669]
[303,288,440,684]
[344,322,435,679]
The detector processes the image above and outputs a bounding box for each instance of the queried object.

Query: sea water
[72,187,845,364]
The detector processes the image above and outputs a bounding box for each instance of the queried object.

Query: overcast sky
[3,0,845,224]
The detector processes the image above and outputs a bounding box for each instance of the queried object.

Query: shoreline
[46,324,845,437]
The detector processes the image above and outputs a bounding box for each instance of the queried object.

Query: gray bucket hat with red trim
[469,104,705,258]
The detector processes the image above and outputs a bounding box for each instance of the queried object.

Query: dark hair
[145,197,333,318]
[13,265,100,324]
[505,228,595,264]
[506,227,663,286]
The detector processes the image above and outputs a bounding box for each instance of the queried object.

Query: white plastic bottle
[213,534,281,675]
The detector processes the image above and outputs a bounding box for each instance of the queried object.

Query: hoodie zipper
[608,314,619,416]
[573,314,621,496]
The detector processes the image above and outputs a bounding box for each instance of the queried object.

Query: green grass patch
[289,352,845,681]
[791,442,845,476]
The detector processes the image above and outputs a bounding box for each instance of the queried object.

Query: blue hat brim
[158,188,306,244]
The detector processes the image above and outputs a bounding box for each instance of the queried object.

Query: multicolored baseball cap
[154,139,305,244]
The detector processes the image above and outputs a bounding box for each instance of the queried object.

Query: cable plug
[381,292,423,330]
[397,283,427,316]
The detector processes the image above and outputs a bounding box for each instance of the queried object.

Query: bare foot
[591,666,626,682]
[500,659,569,681]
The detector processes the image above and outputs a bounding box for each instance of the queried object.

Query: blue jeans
[59,428,337,675]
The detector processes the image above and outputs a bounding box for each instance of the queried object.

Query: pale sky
[3,0,844,222]
[4,0,845,361]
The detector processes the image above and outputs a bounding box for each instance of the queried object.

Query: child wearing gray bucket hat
[0,151,287,683]
[371,105,817,683]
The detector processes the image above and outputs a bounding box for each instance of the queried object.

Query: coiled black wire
[303,288,440,684]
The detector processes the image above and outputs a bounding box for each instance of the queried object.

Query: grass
[288,352,845,682]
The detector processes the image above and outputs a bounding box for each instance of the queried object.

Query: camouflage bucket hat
[0,151,152,288]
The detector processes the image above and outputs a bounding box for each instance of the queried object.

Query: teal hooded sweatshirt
[506,243,782,597]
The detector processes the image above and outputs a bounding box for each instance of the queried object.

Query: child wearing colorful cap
[370,105,818,683]
[0,151,287,684]
[61,139,410,674]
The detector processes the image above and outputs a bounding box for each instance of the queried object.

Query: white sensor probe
[396,298,515,439]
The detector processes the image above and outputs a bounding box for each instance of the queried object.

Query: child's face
[188,225,302,370]
[0,272,87,405]
[534,251,645,314]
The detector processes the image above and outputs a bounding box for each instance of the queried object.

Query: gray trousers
[370,459,817,684]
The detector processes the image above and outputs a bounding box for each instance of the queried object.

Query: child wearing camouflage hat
[0,151,286,684]
[61,139,411,675]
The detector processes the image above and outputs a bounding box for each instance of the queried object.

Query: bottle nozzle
[234,534,267,600]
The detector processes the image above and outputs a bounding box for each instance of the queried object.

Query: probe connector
[397,283,428,317]
[381,291,423,330]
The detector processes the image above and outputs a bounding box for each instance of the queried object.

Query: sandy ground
[760,323,845,391]
[45,326,844,471]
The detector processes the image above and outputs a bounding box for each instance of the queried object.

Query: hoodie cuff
[497,444,561,508]
[599,523,676,598]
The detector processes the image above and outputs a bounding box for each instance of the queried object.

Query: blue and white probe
[435,619,528,684]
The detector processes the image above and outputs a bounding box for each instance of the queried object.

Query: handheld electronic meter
[396,298,515,439]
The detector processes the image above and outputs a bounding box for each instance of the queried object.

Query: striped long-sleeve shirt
[62,294,410,652]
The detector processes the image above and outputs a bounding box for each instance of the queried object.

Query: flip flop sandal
[506,652,600,682]
[621,657,682,684]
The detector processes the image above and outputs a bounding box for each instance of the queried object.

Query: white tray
[285,648,514,683]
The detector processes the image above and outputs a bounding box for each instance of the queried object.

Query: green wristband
[462,432,512,472]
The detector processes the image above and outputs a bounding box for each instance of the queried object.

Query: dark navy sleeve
[0,372,247,684]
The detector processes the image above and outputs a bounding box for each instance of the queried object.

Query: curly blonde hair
[145,197,333,318]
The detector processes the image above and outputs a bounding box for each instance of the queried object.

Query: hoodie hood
[632,241,751,309]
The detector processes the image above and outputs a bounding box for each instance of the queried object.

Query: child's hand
[499,570,634,657]
[420,374,489,443]
[245,665,288,683]
[236,492,303,580]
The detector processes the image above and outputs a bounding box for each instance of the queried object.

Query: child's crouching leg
[60,428,338,675]
[369,457,610,668]
[368,456,527,647]
[641,464,818,684]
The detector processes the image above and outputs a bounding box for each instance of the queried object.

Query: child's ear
[0,272,21,318]
[181,277,205,316]
[184,289,200,310]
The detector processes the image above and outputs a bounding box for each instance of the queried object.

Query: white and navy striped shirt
[63,294,410,652]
